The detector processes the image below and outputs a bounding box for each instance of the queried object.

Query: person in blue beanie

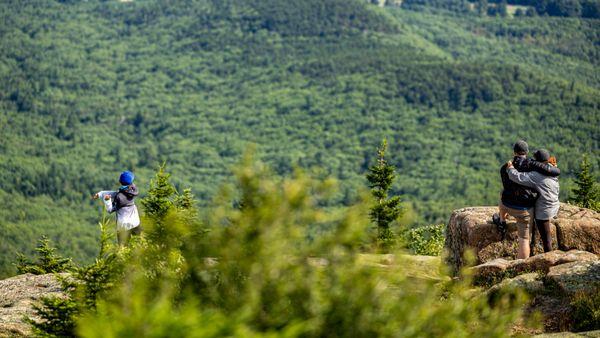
[93,171,141,245]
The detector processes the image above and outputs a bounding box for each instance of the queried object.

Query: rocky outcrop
[445,203,600,273]
[554,206,600,254]
[449,204,600,333]
[0,273,67,337]
[471,250,598,286]
[487,272,544,295]
[546,260,600,297]
[473,252,600,333]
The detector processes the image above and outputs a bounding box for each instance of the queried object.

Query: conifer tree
[141,164,198,247]
[141,163,177,221]
[175,188,198,224]
[16,236,72,275]
[26,296,78,338]
[175,188,195,211]
[141,163,179,248]
[366,139,404,249]
[571,155,599,211]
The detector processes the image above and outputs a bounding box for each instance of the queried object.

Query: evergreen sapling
[571,155,599,212]
[366,140,404,250]
[15,236,72,275]
[141,163,177,221]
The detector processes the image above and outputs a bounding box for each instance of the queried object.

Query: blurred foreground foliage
[28,161,526,337]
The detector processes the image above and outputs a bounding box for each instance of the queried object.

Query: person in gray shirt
[507,149,559,253]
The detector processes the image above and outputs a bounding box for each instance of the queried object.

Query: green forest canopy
[0,0,598,277]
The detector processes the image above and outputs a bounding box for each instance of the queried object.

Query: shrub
[404,223,445,256]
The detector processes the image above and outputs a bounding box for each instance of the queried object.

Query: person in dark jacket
[93,171,141,245]
[493,140,560,259]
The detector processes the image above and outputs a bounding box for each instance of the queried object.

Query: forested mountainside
[0,0,598,277]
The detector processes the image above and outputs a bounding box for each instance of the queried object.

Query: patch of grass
[358,253,446,282]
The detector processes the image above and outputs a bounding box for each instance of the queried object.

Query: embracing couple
[493,140,560,259]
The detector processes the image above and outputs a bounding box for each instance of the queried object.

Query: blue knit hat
[119,171,135,185]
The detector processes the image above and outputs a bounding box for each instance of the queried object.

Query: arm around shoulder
[507,167,536,188]
[530,160,560,176]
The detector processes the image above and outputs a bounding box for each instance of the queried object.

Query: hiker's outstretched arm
[507,167,536,188]
[95,191,117,213]
[96,191,115,199]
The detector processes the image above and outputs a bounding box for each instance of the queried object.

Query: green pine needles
[141,163,177,221]
[15,236,72,275]
[571,155,600,212]
[366,139,404,250]
[26,295,78,338]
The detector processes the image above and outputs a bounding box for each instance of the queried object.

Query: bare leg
[498,201,509,223]
[516,210,532,259]
[518,238,530,259]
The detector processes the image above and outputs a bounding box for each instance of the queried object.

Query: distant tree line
[399,0,600,18]
[472,0,600,18]
[401,0,473,13]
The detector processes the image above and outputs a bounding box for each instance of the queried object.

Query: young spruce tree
[141,163,177,220]
[571,155,600,211]
[16,236,72,275]
[366,139,404,250]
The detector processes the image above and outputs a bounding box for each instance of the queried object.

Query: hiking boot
[492,213,507,240]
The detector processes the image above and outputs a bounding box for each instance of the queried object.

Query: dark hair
[513,140,529,155]
[534,149,550,162]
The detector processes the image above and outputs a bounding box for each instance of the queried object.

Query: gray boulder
[546,260,600,297]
